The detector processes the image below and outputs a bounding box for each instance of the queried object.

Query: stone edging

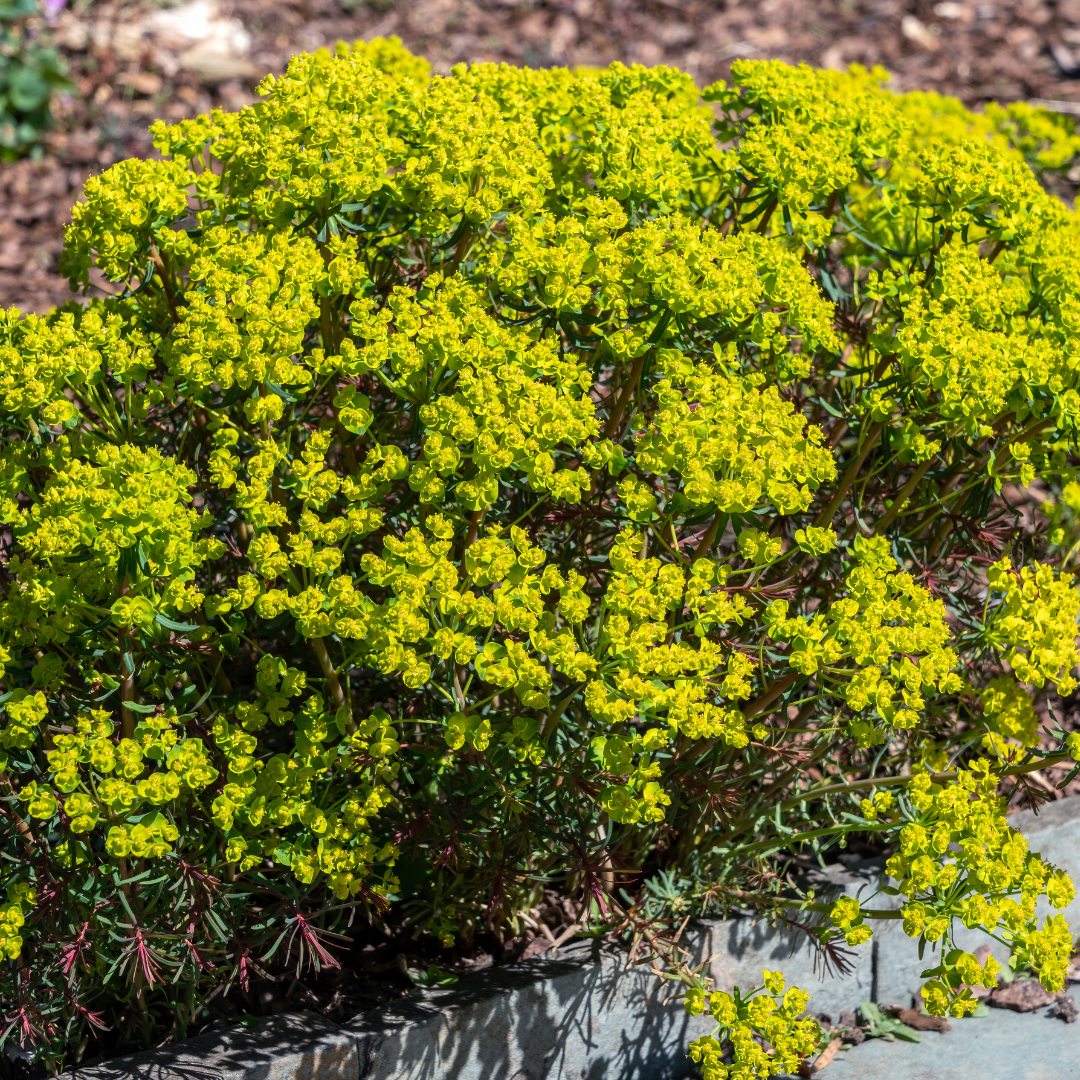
[61,797,1080,1080]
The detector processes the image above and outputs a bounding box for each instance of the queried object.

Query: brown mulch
[1048,995,1079,1022]
[7,0,1080,315]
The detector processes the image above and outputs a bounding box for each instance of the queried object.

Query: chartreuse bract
[0,38,1078,1072]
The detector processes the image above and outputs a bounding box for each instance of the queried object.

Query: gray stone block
[62,1012,358,1080]
[871,905,1015,1010]
[1014,797,1080,930]
[687,858,882,1019]
[822,987,1079,1080]
[349,941,711,1080]
[348,860,884,1080]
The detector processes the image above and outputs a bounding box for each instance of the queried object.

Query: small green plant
[855,1002,922,1043]
[0,0,72,160]
[0,37,1078,1075]
[403,962,458,987]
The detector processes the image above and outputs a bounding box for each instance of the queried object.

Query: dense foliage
[2,38,1080,1074]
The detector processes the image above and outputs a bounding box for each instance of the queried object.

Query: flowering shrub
[1,38,1079,1072]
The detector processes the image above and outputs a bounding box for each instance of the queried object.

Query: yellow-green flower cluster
[766,535,961,741]
[61,158,194,287]
[635,351,835,513]
[0,438,220,648]
[0,883,34,960]
[684,970,818,1080]
[36,710,219,848]
[986,558,1080,695]
[0,306,154,421]
[583,530,755,759]
[882,763,1075,1014]
[0,689,47,751]
[165,228,325,396]
[829,895,872,947]
[405,278,598,508]
[980,677,1039,759]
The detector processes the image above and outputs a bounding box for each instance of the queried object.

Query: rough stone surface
[348,941,710,1080]
[61,1012,359,1080]
[346,860,886,1080]
[821,988,1080,1080]
[1012,797,1080,931]
[697,904,875,1021]
[687,856,890,1021]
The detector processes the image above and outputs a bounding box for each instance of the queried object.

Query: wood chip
[1049,996,1078,1024]
[549,916,585,949]
[901,14,941,50]
[989,979,1058,1013]
[811,1036,843,1072]
[116,71,164,95]
[519,935,553,961]
[892,1007,949,1032]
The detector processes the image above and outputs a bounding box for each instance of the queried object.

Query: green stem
[813,421,883,528]
[541,684,582,742]
[727,891,904,920]
[311,636,352,727]
[874,456,934,535]
[602,352,646,440]
[118,578,135,740]
[774,752,1072,815]
[731,821,884,858]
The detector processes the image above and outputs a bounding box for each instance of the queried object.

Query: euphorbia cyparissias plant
[0,39,1078,1075]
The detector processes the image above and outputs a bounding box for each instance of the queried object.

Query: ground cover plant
[0,0,70,161]
[1,37,1080,1075]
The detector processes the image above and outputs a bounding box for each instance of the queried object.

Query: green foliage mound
[1,38,1080,1074]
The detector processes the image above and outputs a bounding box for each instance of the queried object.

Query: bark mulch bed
[8,0,1080,315]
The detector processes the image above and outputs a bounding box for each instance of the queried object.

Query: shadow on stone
[349,941,705,1080]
